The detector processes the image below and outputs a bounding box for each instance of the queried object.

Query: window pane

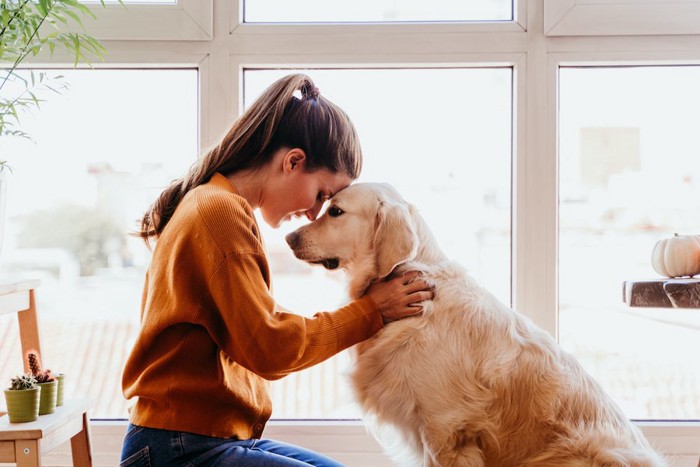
[559,66,700,420]
[84,0,176,3]
[245,68,512,418]
[244,0,512,23]
[0,69,198,418]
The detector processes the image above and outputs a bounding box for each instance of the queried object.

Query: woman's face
[261,149,353,228]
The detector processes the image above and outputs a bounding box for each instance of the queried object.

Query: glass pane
[83,0,177,3]
[245,68,512,418]
[0,69,198,418]
[559,66,700,420]
[244,0,512,23]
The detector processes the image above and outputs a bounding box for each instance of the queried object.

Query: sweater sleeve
[195,185,383,380]
[203,252,382,380]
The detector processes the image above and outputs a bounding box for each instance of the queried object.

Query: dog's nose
[285,232,299,249]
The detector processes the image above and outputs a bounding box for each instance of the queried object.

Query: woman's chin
[270,215,290,229]
[260,212,281,229]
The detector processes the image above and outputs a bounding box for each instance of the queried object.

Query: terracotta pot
[3,387,40,423]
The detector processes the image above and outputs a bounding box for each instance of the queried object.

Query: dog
[285,182,666,467]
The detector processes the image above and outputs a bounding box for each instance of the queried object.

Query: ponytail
[138,73,362,245]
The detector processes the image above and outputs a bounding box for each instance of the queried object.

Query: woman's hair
[138,73,362,244]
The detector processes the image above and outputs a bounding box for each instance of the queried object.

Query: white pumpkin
[651,233,700,278]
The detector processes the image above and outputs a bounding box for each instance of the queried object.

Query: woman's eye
[327,206,343,217]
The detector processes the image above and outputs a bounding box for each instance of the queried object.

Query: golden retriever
[285,182,666,467]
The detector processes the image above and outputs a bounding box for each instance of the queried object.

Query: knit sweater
[121,172,383,439]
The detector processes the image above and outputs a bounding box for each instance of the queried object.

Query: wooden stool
[0,280,93,466]
[0,399,92,466]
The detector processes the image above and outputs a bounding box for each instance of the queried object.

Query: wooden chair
[0,279,93,466]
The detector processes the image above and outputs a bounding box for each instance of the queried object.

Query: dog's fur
[285,183,666,467]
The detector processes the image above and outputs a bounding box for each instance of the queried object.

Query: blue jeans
[120,424,345,466]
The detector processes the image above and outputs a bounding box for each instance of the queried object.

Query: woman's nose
[305,202,323,221]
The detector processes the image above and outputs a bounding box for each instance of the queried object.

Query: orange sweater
[122,173,382,439]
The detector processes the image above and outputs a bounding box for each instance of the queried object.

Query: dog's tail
[587,420,668,467]
[523,430,668,467]
[524,447,667,467]
[590,445,668,467]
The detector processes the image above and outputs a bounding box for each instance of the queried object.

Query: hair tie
[302,84,320,100]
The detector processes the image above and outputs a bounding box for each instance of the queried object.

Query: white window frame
[544,0,700,36]
[82,0,213,40]
[22,0,700,463]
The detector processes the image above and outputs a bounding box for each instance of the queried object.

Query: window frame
[17,0,700,461]
[82,0,213,40]
[544,0,700,37]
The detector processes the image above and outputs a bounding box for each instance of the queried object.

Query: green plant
[5,372,40,422]
[9,373,37,390]
[0,0,118,169]
[26,349,54,383]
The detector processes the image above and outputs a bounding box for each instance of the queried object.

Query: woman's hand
[365,271,433,324]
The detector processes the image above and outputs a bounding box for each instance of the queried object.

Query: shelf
[623,278,700,308]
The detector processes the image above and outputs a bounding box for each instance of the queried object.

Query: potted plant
[3,373,40,423]
[55,372,65,407]
[26,350,66,407]
[26,350,57,415]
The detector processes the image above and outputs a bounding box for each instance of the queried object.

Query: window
[85,0,176,3]
[558,66,700,420]
[1,0,699,462]
[82,0,212,40]
[245,67,512,417]
[244,0,513,23]
[543,0,700,36]
[0,69,198,419]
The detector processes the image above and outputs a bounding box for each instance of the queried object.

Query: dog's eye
[327,205,343,217]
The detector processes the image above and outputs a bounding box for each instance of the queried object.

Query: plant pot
[55,373,65,406]
[38,380,57,415]
[3,387,40,423]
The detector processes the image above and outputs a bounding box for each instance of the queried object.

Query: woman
[120,74,432,466]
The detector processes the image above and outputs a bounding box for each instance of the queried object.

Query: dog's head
[285,183,419,290]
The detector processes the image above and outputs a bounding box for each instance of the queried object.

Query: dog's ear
[374,199,418,279]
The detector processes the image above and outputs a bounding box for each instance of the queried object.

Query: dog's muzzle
[285,231,301,250]
[285,232,340,270]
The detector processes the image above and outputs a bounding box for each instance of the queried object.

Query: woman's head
[258,147,354,228]
[139,73,363,242]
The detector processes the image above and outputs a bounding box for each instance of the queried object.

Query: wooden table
[623,277,700,308]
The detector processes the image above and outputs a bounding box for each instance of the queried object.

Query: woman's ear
[283,148,307,173]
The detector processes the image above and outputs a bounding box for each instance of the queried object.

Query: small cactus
[9,373,38,390]
[26,350,55,383]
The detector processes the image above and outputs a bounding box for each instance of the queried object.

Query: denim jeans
[120,424,345,467]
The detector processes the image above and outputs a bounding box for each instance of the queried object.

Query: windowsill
[41,419,700,466]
